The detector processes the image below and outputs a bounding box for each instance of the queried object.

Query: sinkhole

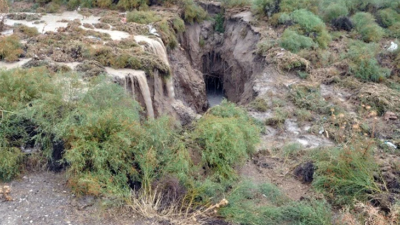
[202,51,226,107]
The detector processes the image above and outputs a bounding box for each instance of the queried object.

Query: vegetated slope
[1,0,400,224]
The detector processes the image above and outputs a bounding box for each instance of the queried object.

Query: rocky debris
[294,162,315,184]
[76,60,106,78]
[7,13,41,21]
[172,100,200,126]
[22,59,72,73]
[93,22,110,30]
[0,186,12,201]
[83,23,94,29]
[384,111,398,121]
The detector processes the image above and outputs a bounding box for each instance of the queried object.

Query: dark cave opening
[205,74,225,107]
[202,51,226,107]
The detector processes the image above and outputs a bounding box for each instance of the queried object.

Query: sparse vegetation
[346,41,390,82]
[313,143,382,205]
[219,181,333,225]
[0,35,24,62]
[126,10,162,24]
[252,0,278,17]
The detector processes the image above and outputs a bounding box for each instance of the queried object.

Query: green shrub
[291,9,324,33]
[96,0,112,8]
[0,147,24,181]
[15,24,39,37]
[0,35,23,62]
[219,181,333,225]
[214,13,224,33]
[156,19,178,50]
[252,0,277,17]
[289,9,331,48]
[191,100,260,182]
[295,108,313,122]
[313,145,382,205]
[389,22,400,38]
[289,84,329,114]
[376,8,400,28]
[256,38,276,55]
[280,0,320,14]
[117,0,147,10]
[279,29,315,53]
[322,2,349,23]
[250,98,268,112]
[346,41,390,82]
[218,0,250,8]
[314,24,331,49]
[351,12,384,42]
[172,16,185,33]
[126,10,162,24]
[297,71,309,79]
[45,2,60,13]
[182,0,207,24]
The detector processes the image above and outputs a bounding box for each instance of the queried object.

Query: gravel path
[0,172,158,225]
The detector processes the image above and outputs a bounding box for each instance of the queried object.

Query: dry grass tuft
[353,201,399,225]
[128,188,228,225]
[0,0,8,13]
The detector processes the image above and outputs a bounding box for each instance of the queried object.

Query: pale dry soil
[0,172,161,225]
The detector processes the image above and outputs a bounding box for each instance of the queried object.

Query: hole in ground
[205,74,225,107]
[202,51,226,107]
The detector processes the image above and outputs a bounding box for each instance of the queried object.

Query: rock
[384,111,397,121]
[172,100,200,126]
[388,41,398,52]
[294,162,315,184]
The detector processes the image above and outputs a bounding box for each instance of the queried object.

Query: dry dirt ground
[0,172,160,225]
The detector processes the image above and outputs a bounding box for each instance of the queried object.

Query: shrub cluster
[191,100,261,183]
[279,29,315,53]
[351,12,384,43]
[346,41,390,82]
[219,181,332,225]
[0,69,261,207]
[313,145,381,205]
[0,35,24,62]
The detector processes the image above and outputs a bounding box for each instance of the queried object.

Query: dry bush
[266,47,311,73]
[357,83,400,115]
[0,0,8,13]
[128,188,228,225]
[354,201,400,225]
